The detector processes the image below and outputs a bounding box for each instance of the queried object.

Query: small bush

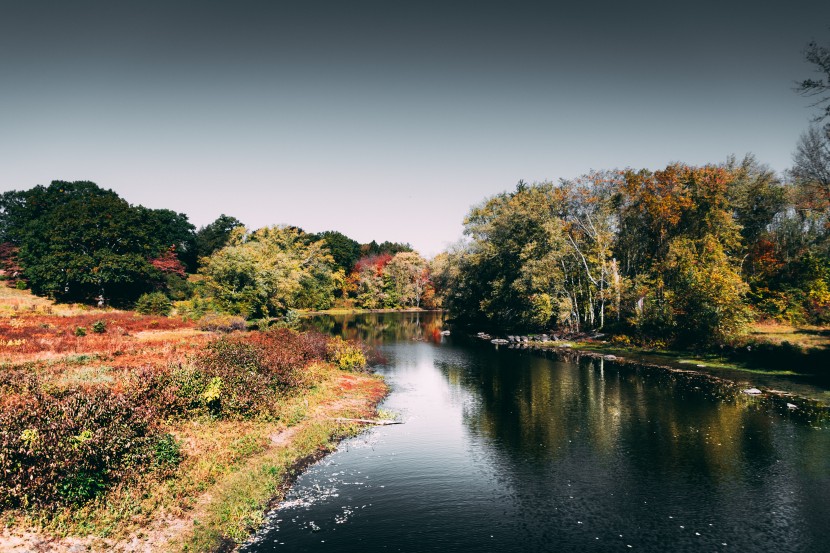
[0,387,158,509]
[74,326,87,337]
[201,376,224,415]
[15,280,27,290]
[135,292,173,316]
[327,337,367,371]
[197,313,247,333]
[274,309,300,329]
[91,320,107,334]
[609,334,632,346]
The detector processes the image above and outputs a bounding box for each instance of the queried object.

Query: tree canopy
[437,164,764,345]
[194,214,244,261]
[310,230,362,273]
[0,181,194,304]
[198,225,342,318]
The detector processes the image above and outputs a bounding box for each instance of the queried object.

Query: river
[242,312,830,552]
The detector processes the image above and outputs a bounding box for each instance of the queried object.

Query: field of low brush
[0,287,385,552]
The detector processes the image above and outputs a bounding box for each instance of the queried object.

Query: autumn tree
[199,225,341,318]
[384,252,430,308]
[618,165,751,343]
[350,254,392,309]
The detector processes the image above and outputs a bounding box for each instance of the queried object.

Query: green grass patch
[566,340,805,377]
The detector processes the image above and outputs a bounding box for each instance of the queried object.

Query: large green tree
[140,208,197,271]
[310,230,361,273]
[0,181,184,303]
[194,214,244,261]
[199,226,341,318]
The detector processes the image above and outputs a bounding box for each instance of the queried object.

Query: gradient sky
[2,1,829,256]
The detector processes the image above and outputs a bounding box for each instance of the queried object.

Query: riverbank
[464,327,830,410]
[478,332,830,413]
[299,307,437,316]
[0,287,388,552]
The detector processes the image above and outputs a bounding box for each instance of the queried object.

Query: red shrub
[188,329,333,419]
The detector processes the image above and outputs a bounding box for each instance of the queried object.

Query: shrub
[0,387,159,509]
[15,280,27,290]
[188,329,333,419]
[153,433,183,477]
[192,348,275,418]
[201,376,224,415]
[327,337,367,371]
[74,326,87,337]
[609,334,632,346]
[91,320,107,334]
[126,364,207,420]
[135,292,173,316]
[275,309,300,329]
[197,313,247,333]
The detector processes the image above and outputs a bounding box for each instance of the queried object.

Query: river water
[243,312,830,552]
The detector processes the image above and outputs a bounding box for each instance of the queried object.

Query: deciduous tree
[199,226,340,318]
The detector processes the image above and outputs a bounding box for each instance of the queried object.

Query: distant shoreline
[463,332,830,413]
[300,307,442,316]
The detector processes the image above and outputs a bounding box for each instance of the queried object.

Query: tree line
[432,37,830,347]
[3,38,828,342]
[0,181,434,319]
[432,148,829,346]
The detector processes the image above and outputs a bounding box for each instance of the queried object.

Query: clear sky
[2,1,829,257]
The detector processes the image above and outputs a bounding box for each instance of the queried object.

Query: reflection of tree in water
[302,311,447,345]
[302,315,336,335]
[435,349,830,549]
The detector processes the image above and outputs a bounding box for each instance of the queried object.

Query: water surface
[243,312,830,552]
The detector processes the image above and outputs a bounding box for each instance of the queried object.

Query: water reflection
[441,347,830,551]
[247,314,830,552]
[300,311,447,345]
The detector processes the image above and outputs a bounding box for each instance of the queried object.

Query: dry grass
[0,292,205,367]
[0,286,387,552]
[0,285,94,317]
[749,321,830,350]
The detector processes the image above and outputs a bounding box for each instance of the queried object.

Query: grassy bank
[563,322,830,379]
[459,317,829,406]
[0,287,387,552]
[521,326,830,407]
